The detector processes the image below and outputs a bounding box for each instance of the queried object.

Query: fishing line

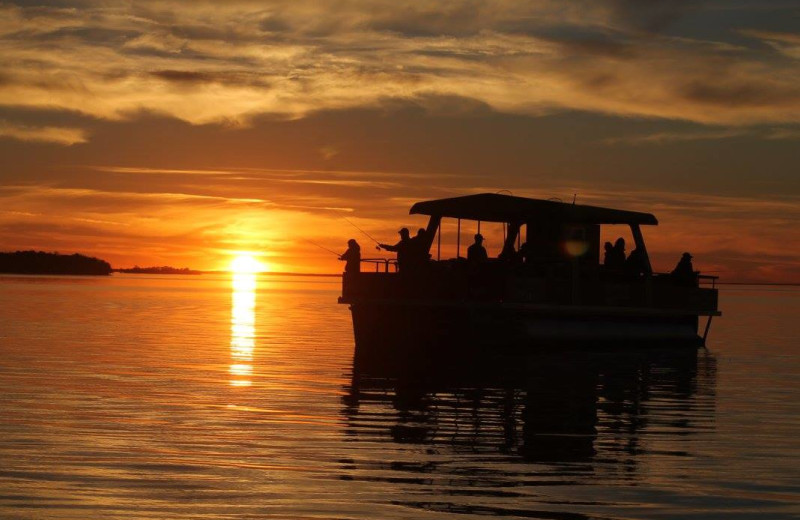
[341,216,381,246]
[304,239,340,256]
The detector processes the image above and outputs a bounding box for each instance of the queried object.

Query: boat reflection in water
[343,342,716,476]
[230,272,256,387]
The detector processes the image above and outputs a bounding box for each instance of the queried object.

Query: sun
[229,253,267,274]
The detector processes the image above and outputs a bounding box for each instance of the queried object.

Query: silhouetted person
[408,228,431,268]
[671,252,697,286]
[379,228,412,272]
[340,239,361,274]
[625,247,647,278]
[498,242,518,263]
[603,241,614,266]
[606,237,626,270]
[467,233,488,263]
[518,242,531,264]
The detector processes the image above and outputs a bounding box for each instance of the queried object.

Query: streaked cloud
[603,129,746,145]
[92,166,237,175]
[0,1,798,128]
[605,126,800,145]
[764,128,800,140]
[0,120,88,145]
[740,29,800,59]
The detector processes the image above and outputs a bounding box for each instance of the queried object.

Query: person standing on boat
[340,239,361,274]
[379,228,412,272]
[671,252,697,286]
[467,233,488,263]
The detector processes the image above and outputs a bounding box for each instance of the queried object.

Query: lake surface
[0,274,797,519]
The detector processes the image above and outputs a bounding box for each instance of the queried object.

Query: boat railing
[698,274,718,289]
[361,258,398,273]
[652,272,718,289]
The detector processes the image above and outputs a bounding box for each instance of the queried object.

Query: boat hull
[349,300,706,352]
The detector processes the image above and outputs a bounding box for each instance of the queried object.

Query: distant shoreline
[717,282,800,287]
[112,270,342,278]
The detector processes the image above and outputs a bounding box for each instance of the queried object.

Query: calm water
[0,274,797,519]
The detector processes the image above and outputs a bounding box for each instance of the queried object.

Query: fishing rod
[340,216,382,250]
[304,239,340,256]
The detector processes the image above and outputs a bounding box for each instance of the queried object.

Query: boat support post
[457,219,461,258]
[425,215,442,262]
[702,315,714,346]
[631,223,654,306]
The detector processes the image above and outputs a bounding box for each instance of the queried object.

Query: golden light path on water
[230,272,256,386]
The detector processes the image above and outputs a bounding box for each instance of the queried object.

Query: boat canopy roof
[409,193,658,225]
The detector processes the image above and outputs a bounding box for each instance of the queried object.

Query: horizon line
[111,269,800,286]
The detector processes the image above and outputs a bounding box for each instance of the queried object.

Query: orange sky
[0,1,798,282]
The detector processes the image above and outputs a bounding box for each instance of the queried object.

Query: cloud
[0,120,88,145]
[0,184,273,214]
[764,128,800,140]
[740,29,800,59]
[92,165,236,175]
[603,129,746,145]
[0,1,797,130]
[318,145,339,160]
[601,0,702,34]
[604,126,800,145]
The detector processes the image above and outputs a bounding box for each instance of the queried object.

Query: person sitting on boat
[498,242,519,263]
[518,241,531,264]
[605,237,626,270]
[379,228,412,271]
[339,239,361,274]
[467,233,488,263]
[409,228,432,266]
[625,247,647,278]
[671,252,698,286]
[603,241,614,266]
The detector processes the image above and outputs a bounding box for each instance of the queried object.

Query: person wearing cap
[671,252,697,286]
[339,239,361,274]
[467,233,488,263]
[379,228,412,271]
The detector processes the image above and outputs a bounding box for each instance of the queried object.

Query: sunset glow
[230,254,267,274]
[0,2,797,282]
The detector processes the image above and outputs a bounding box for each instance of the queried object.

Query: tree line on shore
[0,251,200,276]
[0,251,111,275]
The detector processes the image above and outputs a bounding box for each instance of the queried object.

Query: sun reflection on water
[230,272,256,387]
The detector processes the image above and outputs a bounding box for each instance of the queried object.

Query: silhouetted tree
[0,251,111,275]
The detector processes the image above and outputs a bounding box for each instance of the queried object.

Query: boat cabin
[409,193,656,272]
